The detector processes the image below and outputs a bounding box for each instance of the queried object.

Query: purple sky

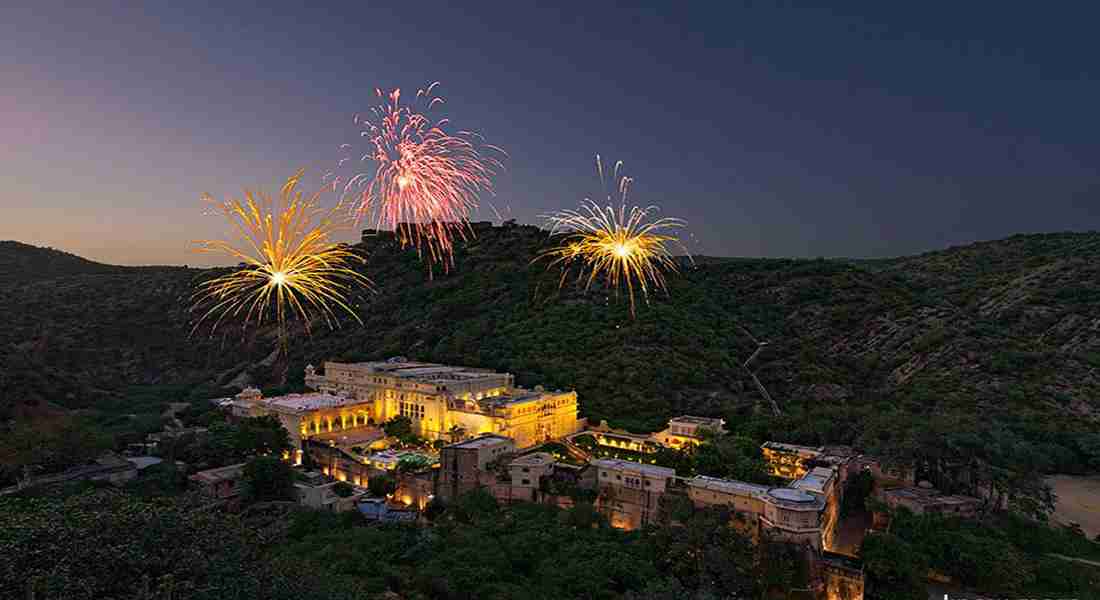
[3,2,1098,266]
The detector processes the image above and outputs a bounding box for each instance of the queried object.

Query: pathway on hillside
[1047,553,1100,568]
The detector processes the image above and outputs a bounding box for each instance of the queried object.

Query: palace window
[399,402,425,420]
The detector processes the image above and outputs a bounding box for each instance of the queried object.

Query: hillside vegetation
[2,228,1099,479]
[0,241,127,286]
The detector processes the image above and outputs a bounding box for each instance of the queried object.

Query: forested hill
[2,227,1099,470]
[0,241,128,285]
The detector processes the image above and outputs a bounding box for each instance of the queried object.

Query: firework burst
[538,157,687,316]
[191,171,371,347]
[337,82,503,268]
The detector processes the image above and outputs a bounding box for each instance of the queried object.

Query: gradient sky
[3,1,1098,266]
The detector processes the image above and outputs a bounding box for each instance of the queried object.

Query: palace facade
[272,357,584,448]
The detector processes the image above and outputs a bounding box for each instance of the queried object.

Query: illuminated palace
[241,357,583,449]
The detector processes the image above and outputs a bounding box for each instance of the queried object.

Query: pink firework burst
[340,82,503,268]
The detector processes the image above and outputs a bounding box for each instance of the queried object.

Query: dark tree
[861,532,928,600]
[331,481,354,498]
[242,456,295,503]
[367,473,396,498]
[235,415,293,458]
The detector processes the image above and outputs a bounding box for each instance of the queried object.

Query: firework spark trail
[191,171,371,347]
[538,156,687,316]
[336,82,503,268]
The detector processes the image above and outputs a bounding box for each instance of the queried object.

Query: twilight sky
[2,1,1098,266]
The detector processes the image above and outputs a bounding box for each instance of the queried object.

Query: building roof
[591,458,675,479]
[312,427,385,447]
[263,392,356,412]
[687,475,770,497]
[190,463,246,484]
[819,445,858,458]
[49,452,135,481]
[126,456,164,471]
[511,452,555,468]
[449,434,514,449]
[881,486,980,508]
[444,389,572,415]
[668,415,725,427]
[327,359,507,385]
[94,452,133,469]
[766,487,825,509]
[790,467,835,495]
[298,470,327,486]
[367,450,436,465]
[367,450,404,464]
[761,441,823,456]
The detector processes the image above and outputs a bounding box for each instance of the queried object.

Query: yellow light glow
[537,157,687,317]
[191,170,372,347]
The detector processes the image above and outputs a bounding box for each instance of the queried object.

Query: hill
[0,240,127,286]
[1,228,1099,475]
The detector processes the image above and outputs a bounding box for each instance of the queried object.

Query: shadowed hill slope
[0,240,127,286]
[1,228,1098,467]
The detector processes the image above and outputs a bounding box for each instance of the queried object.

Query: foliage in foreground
[2,487,809,600]
[862,507,1100,599]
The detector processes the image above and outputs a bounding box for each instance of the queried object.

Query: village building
[761,441,825,479]
[505,452,556,503]
[437,434,515,502]
[578,415,726,455]
[687,475,773,534]
[295,478,364,512]
[1,452,140,496]
[759,487,828,548]
[873,484,981,527]
[686,474,827,550]
[394,470,435,510]
[580,427,657,454]
[189,463,246,502]
[819,552,865,600]
[652,415,726,448]
[590,458,676,530]
[789,466,840,549]
[304,439,373,487]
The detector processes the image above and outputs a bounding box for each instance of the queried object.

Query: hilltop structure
[227,357,583,451]
[304,357,583,447]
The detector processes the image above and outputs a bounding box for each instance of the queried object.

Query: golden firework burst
[539,157,687,316]
[191,171,371,346]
